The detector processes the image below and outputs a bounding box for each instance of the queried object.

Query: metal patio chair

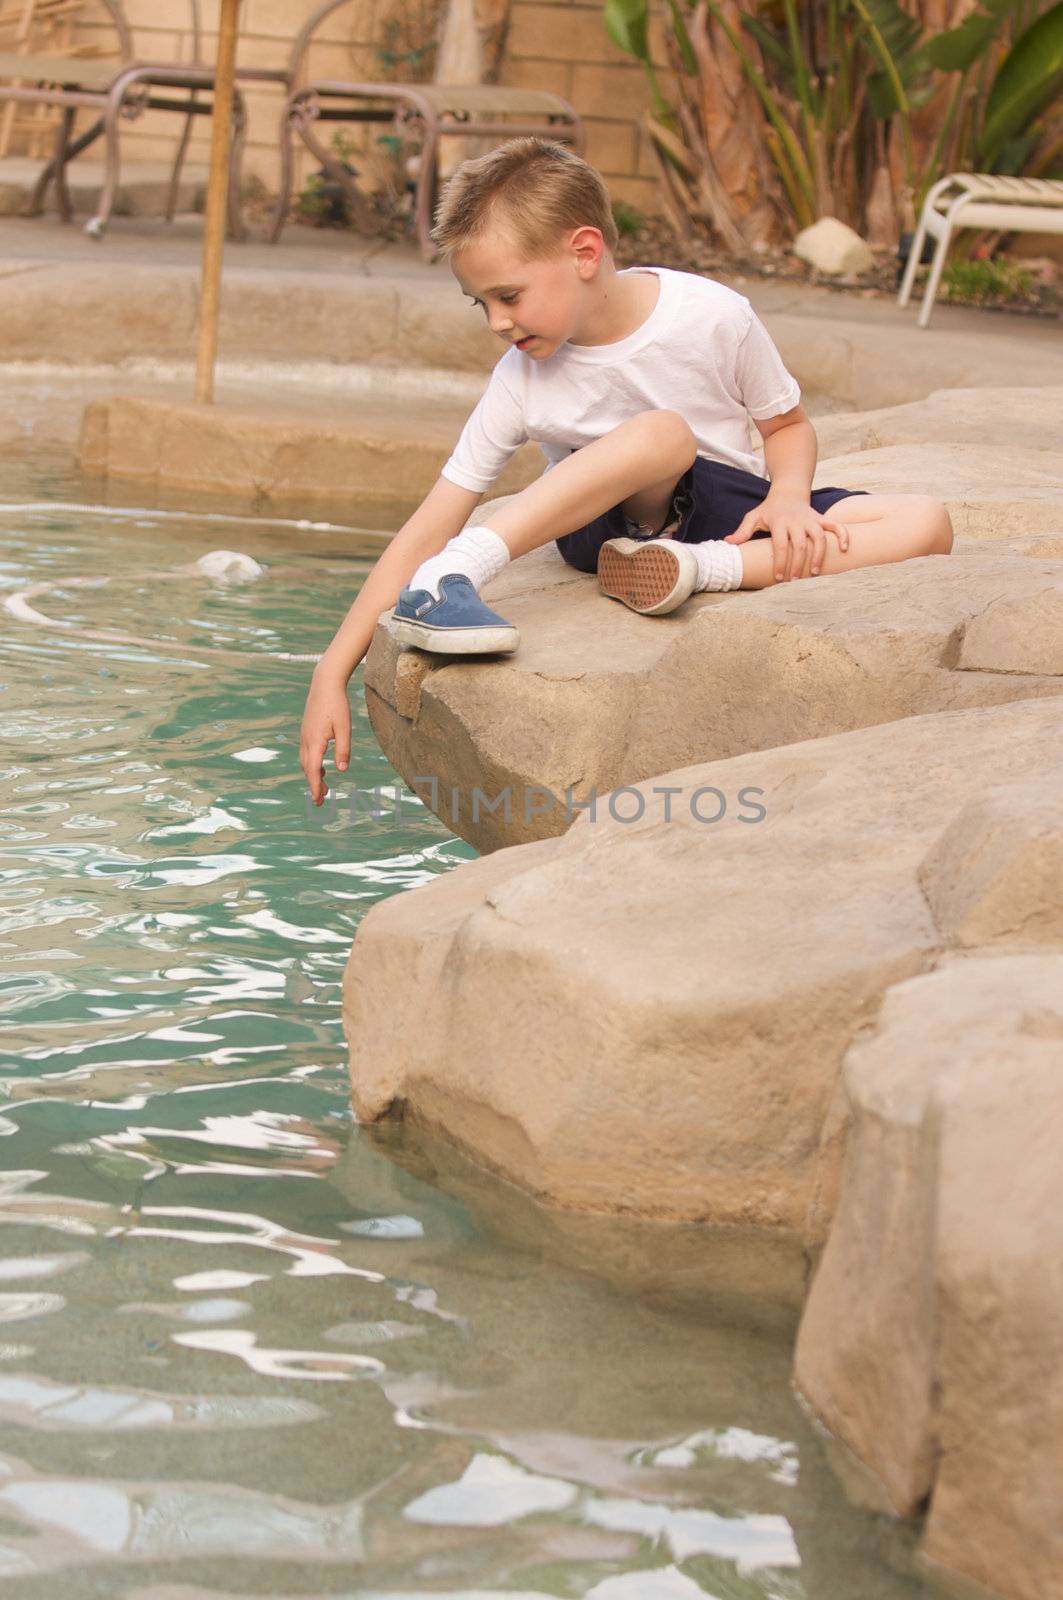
[0,0,284,240]
[268,0,583,260]
[898,172,1063,328]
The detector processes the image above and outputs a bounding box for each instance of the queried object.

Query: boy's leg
[390,411,698,651]
[405,409,697,601]
[733,494,954,589]
[480,410,697,558]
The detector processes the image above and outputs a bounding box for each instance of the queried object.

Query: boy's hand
[300,668,351,806]
[725,494,850,582]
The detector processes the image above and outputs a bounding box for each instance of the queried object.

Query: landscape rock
[815,443,1062,539]
[792,217,874,276]
[812,384,1063,459]
[918,778,1063,947]
[366,534,1063,852]
[77,394,541,508]
[793,951,1063,1600]
[343,697,1063,1245]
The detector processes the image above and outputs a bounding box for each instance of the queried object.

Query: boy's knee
[923,498,953,554]
[636,408,698,470]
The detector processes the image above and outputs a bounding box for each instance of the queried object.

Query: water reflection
[0,488,927,1598]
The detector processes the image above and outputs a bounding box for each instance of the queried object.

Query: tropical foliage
[604,0,1063,252]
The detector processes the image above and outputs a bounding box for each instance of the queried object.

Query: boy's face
[451,225,604,360]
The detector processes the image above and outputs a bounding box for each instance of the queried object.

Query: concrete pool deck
[0,210,1059,510]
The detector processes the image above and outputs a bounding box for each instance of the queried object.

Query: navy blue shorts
[555,454,869,574]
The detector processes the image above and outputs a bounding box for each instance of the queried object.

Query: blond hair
[430,136,619,262]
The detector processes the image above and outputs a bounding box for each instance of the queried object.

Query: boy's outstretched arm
[301,475,484,805]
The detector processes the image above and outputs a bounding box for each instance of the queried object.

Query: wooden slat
[0,47,119,87]
[411,84,576,117]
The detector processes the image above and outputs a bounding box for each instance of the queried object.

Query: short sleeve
[440,360,528,493]
[733,311,801,420]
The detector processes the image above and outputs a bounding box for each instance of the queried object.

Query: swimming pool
[0,462,930,1598]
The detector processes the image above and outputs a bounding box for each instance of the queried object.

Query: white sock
[691,540,744,592]
[406,526,511,601]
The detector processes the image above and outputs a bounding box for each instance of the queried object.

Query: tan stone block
[795,950,1063,1598]
[395,281,500,373]
[813,385,1063,459]
[344,696,1063,1241]
[501,58,574,99]
[570,61,650,119]
[0,264,200,362]
[301,37,374,82]
[238,86,287,143]
[244,0,325,40]
[918,779,1063,946]
[73,395,543,507]
[957,584,1063,675]
[508,3,633,66]
[582,118,637,177]
[228,34,296,73]
[817,443,1063,539]
[359,525,1063,855]
[605,173,664,216]
[120,0,187,31]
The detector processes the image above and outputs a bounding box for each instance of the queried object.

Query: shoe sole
[387,615,519,654]
[597,538,698,616]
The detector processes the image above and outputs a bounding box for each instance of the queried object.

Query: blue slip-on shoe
[387,573,520,655]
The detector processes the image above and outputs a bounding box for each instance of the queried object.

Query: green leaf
[856,0,922,65]
[991,128,1043,175]
[667,0,699,76]
[605,0,650,60]
[853,0,926,114]
[924,0,1019,74]
[979,1,1063,162]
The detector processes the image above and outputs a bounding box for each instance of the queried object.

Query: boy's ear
[569,225,605,277]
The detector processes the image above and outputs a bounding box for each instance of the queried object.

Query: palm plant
[606,0,1063,252]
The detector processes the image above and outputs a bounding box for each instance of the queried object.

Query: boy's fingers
[725,510,761,544]
[770,528,790,580]
[302,735,330,803]
[822,517,850,552]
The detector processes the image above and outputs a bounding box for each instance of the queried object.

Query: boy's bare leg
[482,409,696,559]
[734,494,954,589]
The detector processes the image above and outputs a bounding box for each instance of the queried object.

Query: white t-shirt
[440,265,801,493]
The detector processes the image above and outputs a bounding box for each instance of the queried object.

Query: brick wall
[501,0,673,219]
[56,0,671,221]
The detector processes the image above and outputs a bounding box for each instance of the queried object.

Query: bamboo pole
[194,0,240,405]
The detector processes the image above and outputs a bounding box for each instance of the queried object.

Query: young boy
[301,138,952,803]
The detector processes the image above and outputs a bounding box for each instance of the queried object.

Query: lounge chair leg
[411,126,438,261]
[167,99,197,223]
[897,211,929,308]
[28,115,103,217]
[269,105,293,244]
[918,222,952,329]
[85,87,124,239]
[55,107,76,223]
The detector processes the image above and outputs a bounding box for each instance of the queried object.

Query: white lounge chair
[898,173,1063,328]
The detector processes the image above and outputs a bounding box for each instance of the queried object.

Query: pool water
[0,464,930,1599]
